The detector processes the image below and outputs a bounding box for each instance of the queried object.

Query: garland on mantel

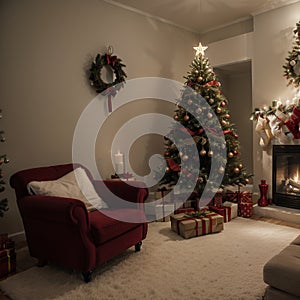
[250,99,300,148]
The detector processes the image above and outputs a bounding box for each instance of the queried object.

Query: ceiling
[104,0,299,34]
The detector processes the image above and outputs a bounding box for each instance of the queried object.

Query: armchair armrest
[93,180,149,209]
[18,195,96,271]
[18,195,89,226]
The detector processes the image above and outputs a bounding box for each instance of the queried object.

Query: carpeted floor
[0,218,299,300]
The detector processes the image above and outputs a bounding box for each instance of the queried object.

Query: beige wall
[252,2,300,192]
[0,0,198,234]
[216,65,253,176]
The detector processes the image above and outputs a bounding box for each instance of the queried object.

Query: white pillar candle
[114,152,124,174]
[115,162,124,174]
[114,152,124,164]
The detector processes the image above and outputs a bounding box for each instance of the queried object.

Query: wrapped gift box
[209,205,232,222]
[223,191,252,204]
[212,192,223,207]
[239,202,253,218]
[223,191,253,218]
[0,234,9,250]
[238,193,253,218]
[154,187,172,200]
[0,248,16,279]
[182,199,196,208]
[155,204,175,221]
[223,201,238,219]
[170,211,224,239]
[145,202,175,221]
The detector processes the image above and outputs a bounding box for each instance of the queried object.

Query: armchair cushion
[89,209,142,245]
[27,167,108,211]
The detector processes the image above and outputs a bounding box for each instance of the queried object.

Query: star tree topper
[193,42,208,57]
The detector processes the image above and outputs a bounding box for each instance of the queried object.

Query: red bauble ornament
[221,101,226,107]
[164,151,170,156]
[233,150,238,155]
[184,115,190,121]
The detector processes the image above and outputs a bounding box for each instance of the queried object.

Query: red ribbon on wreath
[89,51,127,114]
[106,54,117,67]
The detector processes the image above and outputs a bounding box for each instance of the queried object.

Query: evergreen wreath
[283,20,300,88]
[89,53,127,96]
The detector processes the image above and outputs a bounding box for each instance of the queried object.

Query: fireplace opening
[272,145,300,209]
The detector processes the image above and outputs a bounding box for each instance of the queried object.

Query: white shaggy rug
[0,218,299,300]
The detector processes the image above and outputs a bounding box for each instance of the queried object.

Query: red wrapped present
[224,191,252,203]
[209,205,232,222]
[239,202,253,218]
[223,191,238,203]
[237,192,253,218]
[0,248,16,279]
[237,192,252,204]
[223,191,252,218]
[213,192,223,207]
[0,234,9,250]
[170,211,224,239]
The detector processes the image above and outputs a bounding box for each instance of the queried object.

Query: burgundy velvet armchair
[10,163,148,282]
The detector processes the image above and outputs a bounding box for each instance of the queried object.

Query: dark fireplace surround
[272,145,300,209]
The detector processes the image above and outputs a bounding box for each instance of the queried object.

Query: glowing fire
[294,170,299,183]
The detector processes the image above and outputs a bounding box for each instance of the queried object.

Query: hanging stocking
[269,110,290,143]
[285,106,300,139]
[255,116,273,150]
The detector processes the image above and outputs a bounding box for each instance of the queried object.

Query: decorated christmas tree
[159,43,252,200]
[0,109,9,217]
[283,20,300,88]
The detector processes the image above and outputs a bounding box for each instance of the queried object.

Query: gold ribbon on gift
[5,249,11,273]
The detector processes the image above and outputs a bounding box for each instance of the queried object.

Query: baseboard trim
[8,231,26,244]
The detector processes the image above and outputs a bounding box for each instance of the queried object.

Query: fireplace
[272,145,300,209]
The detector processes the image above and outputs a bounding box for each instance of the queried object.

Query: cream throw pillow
[27,167,108,211]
